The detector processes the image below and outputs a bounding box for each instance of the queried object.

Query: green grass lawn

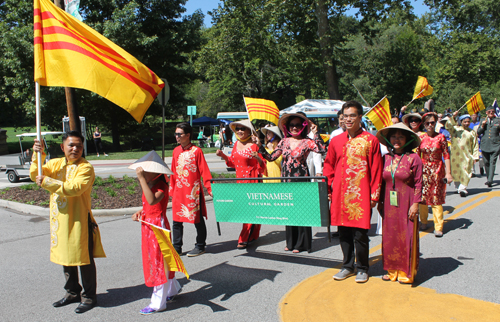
[85,147,219,160]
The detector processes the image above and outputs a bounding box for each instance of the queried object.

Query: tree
[0,0,203,151]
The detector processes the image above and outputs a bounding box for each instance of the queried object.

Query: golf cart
[4,131,64,183]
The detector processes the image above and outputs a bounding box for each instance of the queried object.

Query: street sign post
[187,105,196,126]
[157,79,170,160]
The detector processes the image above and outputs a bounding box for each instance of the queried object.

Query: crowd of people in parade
[28,99,500,315]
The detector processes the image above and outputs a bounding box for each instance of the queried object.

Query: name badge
[390,191,398,207]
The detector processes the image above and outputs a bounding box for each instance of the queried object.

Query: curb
[0,196,213,218]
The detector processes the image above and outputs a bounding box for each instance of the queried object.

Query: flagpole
[363,95,387,116]
[36,81,42,177]
[456,102,468,113]
[351,84,371,107]
[406,88,425,108]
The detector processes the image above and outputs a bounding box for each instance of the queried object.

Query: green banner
[211,181,330,227]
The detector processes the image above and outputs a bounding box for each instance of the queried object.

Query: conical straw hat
[128,150,173,175]
[376,122,421,150]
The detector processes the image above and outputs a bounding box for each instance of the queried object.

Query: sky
[183,0,430,27]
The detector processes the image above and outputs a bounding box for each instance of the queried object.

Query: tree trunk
[315,0,341,100]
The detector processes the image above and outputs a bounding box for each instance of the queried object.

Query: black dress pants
[62,216,97,303]
[482,149,500,183]
[172,215,207,251]
[338,226,369,273]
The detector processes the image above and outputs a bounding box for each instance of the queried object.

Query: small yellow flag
[466,92,485,115]
[244,97,280,125]
[413,76,434,100]
[145,223,190,279]
[365,97,393,131]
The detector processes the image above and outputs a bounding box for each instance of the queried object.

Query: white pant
[149,278,181,311]
[454,182,467,193]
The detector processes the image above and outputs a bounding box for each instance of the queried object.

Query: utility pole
[54,0,81,134]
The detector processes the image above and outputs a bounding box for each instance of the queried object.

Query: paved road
[1,164,499,321]
[0,153,230,189]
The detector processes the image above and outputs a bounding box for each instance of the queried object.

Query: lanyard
[391,154,405,189]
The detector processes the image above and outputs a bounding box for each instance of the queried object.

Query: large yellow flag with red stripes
[412,76,433,100]
[365,96,393,131]
[34,0,164,123]
[466,92,485,115]
[244,97,280,125]
[141,221,190,279]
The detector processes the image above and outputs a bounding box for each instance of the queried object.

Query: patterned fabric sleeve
[440,134,450,160]
[322,140,337,193]
[42,162,94,197]
[259,139,284,162]
[169,149,177,195]
[411,154,423,205]
[196,148,213,194]
[311,133,326,154]
[369,137,383,202]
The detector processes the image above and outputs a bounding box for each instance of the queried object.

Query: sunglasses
[235,127,247,131]
[174,133,184,137]
[409,118,421,123]
[424,121,436,126]
[289,121,306,129]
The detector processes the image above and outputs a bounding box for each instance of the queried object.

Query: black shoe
[187,248,205,257]
[487,181,493,187]
[459,190,468,197]
[53,296,81,308]
[75,301,96,314]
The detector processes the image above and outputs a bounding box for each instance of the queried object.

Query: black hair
[176,122,193,139]
[341,100,363,116]
[337,110,343,116]
[386,128,415,154]
[62,130,84,143]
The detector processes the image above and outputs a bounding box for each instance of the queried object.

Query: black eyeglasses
[174,133,184,137]
[409,118,420,123]
[424,121,436,126]
[235,127,247,131]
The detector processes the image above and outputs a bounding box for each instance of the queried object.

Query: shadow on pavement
[413,257,463,286]
[239,250,341,269]
[207,229,286,254]
[312,231,341,252]
[98,283,151,308]
[443,217,473,234]
[167,262,281,312]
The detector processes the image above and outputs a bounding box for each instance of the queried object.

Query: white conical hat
[128,150,173,175]
[261,126,282,139]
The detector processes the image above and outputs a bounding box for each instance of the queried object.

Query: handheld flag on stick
[493,99,499,118]
[406,76,433,107]
[364,96,393,131]
[412,76,433,100]
[140,220,190,279]
[458,92,485,114]
[34,0,164,123]
[243,97,280,126]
